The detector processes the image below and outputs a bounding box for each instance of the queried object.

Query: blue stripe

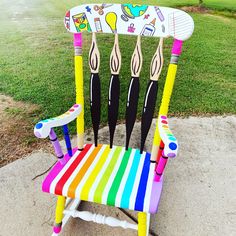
[120,150,141,209]
[134,152,151,211]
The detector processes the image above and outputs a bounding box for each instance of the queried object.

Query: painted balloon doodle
[65,3,194,41]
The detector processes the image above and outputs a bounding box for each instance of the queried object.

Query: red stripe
[156,140,164,163]
[55,144,92,195]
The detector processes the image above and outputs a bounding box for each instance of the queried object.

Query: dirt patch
[181,6,210,14]
[0,94,51,167]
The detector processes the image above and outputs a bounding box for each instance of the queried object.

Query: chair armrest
[158,115,178,158]
[34,104,82,139]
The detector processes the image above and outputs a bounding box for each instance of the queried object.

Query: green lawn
[0,0,235,131]
[202,0,236,11]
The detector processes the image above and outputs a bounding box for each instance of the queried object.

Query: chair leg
[53,196,66,235]
[138,212,150,236]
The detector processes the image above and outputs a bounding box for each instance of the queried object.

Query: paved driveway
[0,116,235,236]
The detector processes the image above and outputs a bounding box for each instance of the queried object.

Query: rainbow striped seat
[43,144,163,213]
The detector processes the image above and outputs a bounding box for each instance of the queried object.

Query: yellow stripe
[80,145,110,200]
[68,145,102,198]
[75,55,84,149]
[93,147,123,203]
[153,64,177,146]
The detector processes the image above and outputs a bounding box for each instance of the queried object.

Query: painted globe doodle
[121,4,148,21]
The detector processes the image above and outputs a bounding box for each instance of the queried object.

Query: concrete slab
[0,116,236,236]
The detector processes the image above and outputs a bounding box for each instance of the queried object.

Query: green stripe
[107,148,132,206]
[93,146,122,203]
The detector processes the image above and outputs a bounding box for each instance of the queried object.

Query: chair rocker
[34,3,194,236]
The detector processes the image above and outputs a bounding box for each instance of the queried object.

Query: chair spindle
[152,39,183,180]
[62,124,72,157]
[156,140,165,163]
[108,34,121,148]
[140,38,164,153]
[74,33,84,151]
[125,35,143,150]
[49,128,65,164]
[89,32,101,147]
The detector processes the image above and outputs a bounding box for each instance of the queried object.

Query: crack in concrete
[32,161,56,181]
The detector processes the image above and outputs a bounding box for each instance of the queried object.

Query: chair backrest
[64,3,194,162]
[65,3,193,40]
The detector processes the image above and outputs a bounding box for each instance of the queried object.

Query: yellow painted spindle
[74,33,84,150]
[151,39,183,162]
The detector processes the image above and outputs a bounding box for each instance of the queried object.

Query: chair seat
[42,144,163,214]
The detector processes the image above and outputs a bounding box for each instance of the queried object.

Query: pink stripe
[42,147,78,192]
[149,176,163,213]
[154,155,168,182]
[172,39,183,55]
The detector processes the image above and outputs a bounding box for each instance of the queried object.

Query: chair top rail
[64,3,194,41]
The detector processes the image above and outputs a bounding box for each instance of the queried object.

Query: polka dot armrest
[34,104,81,139]
[158,115,178,158]
[154,115,178,182]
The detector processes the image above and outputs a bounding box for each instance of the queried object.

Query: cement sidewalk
[0,116,235,236]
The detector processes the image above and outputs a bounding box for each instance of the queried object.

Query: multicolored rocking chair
[34,3,194,236]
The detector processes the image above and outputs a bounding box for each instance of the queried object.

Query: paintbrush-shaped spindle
[125,35,143,150]
[140,38,164,153]
[108,34,121,148]
[89,32,101,147]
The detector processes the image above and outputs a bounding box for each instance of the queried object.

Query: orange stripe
[67,144,102,198]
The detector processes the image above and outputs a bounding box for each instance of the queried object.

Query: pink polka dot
[161,116,167,119]
[161,120,167,124]
[69,109,74,112]
[73,104,79,108]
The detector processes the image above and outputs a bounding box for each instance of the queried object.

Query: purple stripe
[42,147,78,192]
[149,176,164,213]
[49,129,65,164]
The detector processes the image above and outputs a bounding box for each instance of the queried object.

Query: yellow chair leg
[53,196,66,234]
[138,212,147,236]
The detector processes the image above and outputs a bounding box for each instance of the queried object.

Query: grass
[201,0,236,12]
[0,0,235,133]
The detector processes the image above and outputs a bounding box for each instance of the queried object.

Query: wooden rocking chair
[34,3,194,235]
